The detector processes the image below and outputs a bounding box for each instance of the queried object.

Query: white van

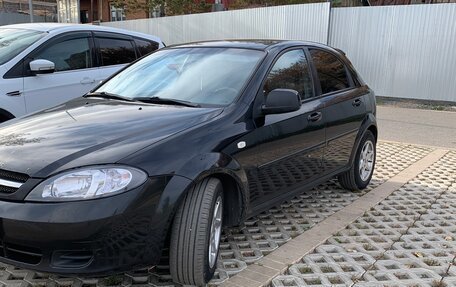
[0,23,164,122]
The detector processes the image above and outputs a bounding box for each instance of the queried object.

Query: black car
[0,40,377,286]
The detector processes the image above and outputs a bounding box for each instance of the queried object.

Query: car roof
[1,23,162,43]
[167,39,330,51]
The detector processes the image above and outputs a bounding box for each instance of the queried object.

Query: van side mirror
[262,89,301,115]
[30,59,55,75]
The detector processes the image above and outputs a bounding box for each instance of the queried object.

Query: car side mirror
[30,59,55,75]
[262,89,301,115]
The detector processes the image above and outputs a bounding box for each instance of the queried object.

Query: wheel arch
[367,124,378,142]
[171,152,249,228]
[349,113,378,166]
[0,108,15,123]
[157,167,248,265]
[207,172,247,227]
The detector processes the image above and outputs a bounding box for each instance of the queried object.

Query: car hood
[0,98,223,177]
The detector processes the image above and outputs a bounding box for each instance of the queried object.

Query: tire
[170,177,223,286]
[338,130,376,191]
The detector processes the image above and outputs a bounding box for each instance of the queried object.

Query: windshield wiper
[135,96,201,108]
[84,92,136,102]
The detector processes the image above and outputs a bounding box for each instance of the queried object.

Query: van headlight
[26,166,148,202]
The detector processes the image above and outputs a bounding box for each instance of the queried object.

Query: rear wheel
[170,177,223,286]
[338,131,376,191]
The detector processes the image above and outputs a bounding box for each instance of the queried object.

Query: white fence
[102,3,456,102]
[329,4,456,102]
[103,3,331,46]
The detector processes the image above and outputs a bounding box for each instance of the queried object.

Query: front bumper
[0,176,182,276]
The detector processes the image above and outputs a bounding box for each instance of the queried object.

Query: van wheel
[170,177,223,286]
[338,131,376,191]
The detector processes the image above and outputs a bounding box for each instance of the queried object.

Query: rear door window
[309,49,350,94]
[134,38,159,57]
[96,37,136,66]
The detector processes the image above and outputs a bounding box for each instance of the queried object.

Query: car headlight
[26,166,148,202]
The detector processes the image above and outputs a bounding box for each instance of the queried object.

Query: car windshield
[0,28,46,65]
[95,47,265,106]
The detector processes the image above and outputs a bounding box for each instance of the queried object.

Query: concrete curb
[219,149,449,287]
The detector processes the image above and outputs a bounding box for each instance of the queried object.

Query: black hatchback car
[0,40,376,286]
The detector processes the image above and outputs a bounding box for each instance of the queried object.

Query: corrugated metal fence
[103,3,331,46]
[102,3,456,102]
[329,4,456,102]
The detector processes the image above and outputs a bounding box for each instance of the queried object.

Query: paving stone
[269,148,456,287]
[354,268,442,286]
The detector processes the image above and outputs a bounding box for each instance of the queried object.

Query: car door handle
[352,99,362,107]
[80,78,96,85]
[6,91,22,97]
[308,112,322,122]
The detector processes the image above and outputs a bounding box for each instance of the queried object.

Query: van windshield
[0,28,46,65]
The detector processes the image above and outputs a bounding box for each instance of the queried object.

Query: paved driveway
[377,106,456,149]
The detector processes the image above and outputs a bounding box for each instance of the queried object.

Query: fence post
[29,0,34,22]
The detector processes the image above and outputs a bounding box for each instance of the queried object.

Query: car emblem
[237,141,246,149]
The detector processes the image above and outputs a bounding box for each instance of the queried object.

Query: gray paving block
[270,147,456,287]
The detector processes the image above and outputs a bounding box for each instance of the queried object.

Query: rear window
[96,37,136,66]
[309,49,350,94]
[0,28,45,65]
[135,38,159,57]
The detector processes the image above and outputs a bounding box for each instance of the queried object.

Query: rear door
[23,32,97,113]
[248,48,326,209]
[308,48,367,174]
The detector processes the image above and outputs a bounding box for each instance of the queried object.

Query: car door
[0,66,27,117]
[248,48,326,209]
[23,32,97,113]
[93,32,138,85]
[308,48,367,174]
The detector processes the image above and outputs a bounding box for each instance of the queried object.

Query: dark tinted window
[34,37,92,72]
[309,49,350,94]
[135,38,159,56]
[97,37,136,66]
[264,49,313,100]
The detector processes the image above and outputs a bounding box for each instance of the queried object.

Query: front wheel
[169,177,223,286]
[338,130,376,191]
